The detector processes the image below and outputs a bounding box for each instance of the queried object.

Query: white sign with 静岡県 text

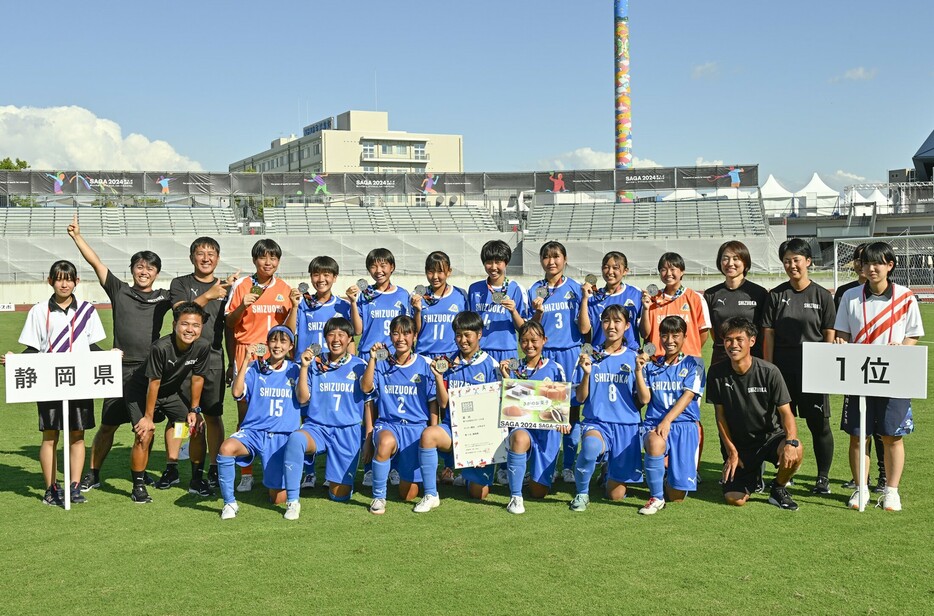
[5,351,123,404]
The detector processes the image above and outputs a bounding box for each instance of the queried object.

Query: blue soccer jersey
[529,277,583,350]
[357,286,411,353]
[373,354,438,424]
[573,348,641,424]
[416,286,468,356]
[587,284,643,351]
[504,356,567,383]
[442,351,502,423]
[642,355,706,426]
[296,295,352,353]
[468,279,529,352]
[305,355,369,427]
[238,360,303,433]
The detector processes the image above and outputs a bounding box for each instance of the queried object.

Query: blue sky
[1,0,932,191]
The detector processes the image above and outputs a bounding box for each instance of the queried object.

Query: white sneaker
[220,502,239,520]
[638,496,666,516]
[322,480,330,488]
[848,486,871,510]
[389,469,401,486]
[236,475,253,493]
[561,468,575,483]
[362,470,373,487]
[506,496,525,515]
[877,488,902,512]
[284,500,301,520]
[369,498,386,515]
[178,440,190,461]
[301,473,316,489]
[495,467,509,485]
[552,468,560,482]
[452,474,466,487]
[413,494,441,513]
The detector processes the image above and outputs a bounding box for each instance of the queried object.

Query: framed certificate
[448,382,508,469]
[499,379,572,431]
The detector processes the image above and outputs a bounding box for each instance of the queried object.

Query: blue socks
[562,422,582,471]
[420,447,439,497]
[441,449,455,470]
[372,458,391,500]
[574,435,603,495]
[284,432,309,502]
[507,450,527,497]
[645,453,665,500]
[217,454,236,505]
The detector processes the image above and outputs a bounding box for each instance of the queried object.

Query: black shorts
[100,361,146,426]
[777,366,830,419]
[37,399,95,432]
[125,391,190,427]
[182,354,225,417]
[721,432,786,495]
[841,396,914,437]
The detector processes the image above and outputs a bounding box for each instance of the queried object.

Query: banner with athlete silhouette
[676,165,758,189]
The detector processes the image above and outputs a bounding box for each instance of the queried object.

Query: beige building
[229,110,463,175]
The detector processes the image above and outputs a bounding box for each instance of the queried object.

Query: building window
[313,143,321,156]
[363,141,375,158]
[363,166,376,173]
[381,143,392,155]
[414,143,426,160]
[414,195,426,206]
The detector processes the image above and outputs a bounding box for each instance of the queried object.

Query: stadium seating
[263,204,497,235]
[0,206,239,237]
[524,199,768,240]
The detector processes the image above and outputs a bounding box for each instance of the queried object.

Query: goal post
[833,234,934,299]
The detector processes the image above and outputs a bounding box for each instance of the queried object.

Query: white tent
[849,190,875,217]
[794,173,840,216]
[662,188,702,201]
[713,186,758,200]
[866,188,891,207]
[760,174,794,216]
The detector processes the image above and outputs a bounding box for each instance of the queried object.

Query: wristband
[191,406,202,415]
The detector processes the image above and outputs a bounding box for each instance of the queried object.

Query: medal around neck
[535,286,549,299]
[434,357,450,372]
[298,282,310,295]
[585,274,598,286]
[646,283,659,296]
[356,279,369,292]
[308,343,322,357]
[414,284,427,296]
[580,343,593,356]
[506,357,519,371]
[254,343,268,357]
[643,342,657,356]
[250,285,264,295]
[491,291,506,304]
[373,347,390,361]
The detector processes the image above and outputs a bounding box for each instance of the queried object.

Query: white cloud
[831,67,877,82]
[835,169,866,182]
[538,147,662,170]
[691,61,719,80]
[0,105,203,171]
[694,156,724,166]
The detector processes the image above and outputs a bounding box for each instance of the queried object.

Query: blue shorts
[484,349,520,362]
[438,422,497,487]
[300,422,362,487]
[512,428,561,487]
[842,396,914,437]
[581,420,643,484]
[642,422,699,492]
[229,429,291,490]
[373,421,425,483]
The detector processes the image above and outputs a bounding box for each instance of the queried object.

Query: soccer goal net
[834,235,934,300]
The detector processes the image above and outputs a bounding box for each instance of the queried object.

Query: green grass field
[1,309,932,615]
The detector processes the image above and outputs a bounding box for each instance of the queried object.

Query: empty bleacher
[525,199,768,240]
[0,206,239,237]
[263,204,497,235]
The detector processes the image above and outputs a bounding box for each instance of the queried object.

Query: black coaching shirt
[833,279,861,310]
[761,281,836,372]
[704,279,769,365]
[706,357,791,449]
[134,334,211,398]
[169,274,226,356]
[103,270,171,363]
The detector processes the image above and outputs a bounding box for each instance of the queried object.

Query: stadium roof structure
[760,174,793,199]
[913,128,934,181]
[794,172,839,199]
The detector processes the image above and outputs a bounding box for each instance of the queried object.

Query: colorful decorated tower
[615,0,632,170]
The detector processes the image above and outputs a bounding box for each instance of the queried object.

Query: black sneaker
[768,485,799,511]
[154,467,180,490]
[207,467,219,490]
[42,485,64,507]
[130,484,152,504]
[754,475,766,494]
[70,482,87,504]
[873,474,887,494]
[811,476,831,495]
[144,473,155,486]
[188,478,215,497]
[79,471,100,492]
[842,479,858,490]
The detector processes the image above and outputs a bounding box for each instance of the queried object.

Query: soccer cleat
[178,440,190,461]
[506,496,525,515]
[69,482,87,504]
[638,497,666,515]
[873,474,887,494]
[413,494,441,513]
[569,493,590,512]
[220,502,239,520]
[143,473,155,487]
[877,488,902,512]
[811,476,831,495]
[848,487,871,510]
[154,467,180,490]
[452,474,466,487]
[495,467,509,486]
[284,500,301,521]
[561,468,575,483]
[188,478,215,497]
[301,473,316,489]
[42,485,64,507]
[362,470,373,487]
[440,467,455,484]
[79,471,100,492]
[768,485,799,511]
[842,479,858,490]
[131,484,153,504]
[369,498,387,515]
[236,474,254,492]
[322,480,330,488]
[389,469,401,486]
[207,467,219,490]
